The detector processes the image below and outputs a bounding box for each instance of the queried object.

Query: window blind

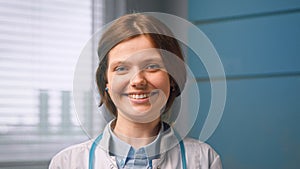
[0,0,103,168]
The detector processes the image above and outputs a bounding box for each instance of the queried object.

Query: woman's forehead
[108,36,155,58]
[108,49,163,67]
[107,36,163,64]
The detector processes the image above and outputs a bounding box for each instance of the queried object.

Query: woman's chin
[121,108,161,123]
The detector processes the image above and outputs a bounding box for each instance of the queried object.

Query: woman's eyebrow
[108,56,164,68]
[108,61,129,70]
[109,60,130,66]
[141,56,164,62]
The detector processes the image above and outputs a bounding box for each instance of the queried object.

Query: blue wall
[188,1,300,168]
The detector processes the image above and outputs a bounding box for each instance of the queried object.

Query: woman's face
[106,35,170,123]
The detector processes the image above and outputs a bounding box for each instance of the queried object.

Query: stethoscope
[88,132,187,169]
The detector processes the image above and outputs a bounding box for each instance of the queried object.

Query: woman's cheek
[109,74,131,93]
[149,73,170,96]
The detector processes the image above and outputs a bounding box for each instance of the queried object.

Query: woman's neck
[112,114,161,149]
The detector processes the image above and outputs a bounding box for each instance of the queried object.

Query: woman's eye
[114,66,127,72]
[145,64,161,70]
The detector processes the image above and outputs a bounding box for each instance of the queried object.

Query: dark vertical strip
[61,91,71,132]
[39,90,49,133]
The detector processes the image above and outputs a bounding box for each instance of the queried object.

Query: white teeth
[130,94,149,99]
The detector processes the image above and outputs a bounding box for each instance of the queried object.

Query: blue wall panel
[189,0,300,21]
[208,77,300,169]
[188,77,300,169]
[189,13,300,77]
[188,1,300,168]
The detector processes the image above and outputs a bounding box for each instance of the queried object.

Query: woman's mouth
[128,93,150,99]
[126,91,159,104]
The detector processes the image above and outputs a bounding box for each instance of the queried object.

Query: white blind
[0,0,103,168]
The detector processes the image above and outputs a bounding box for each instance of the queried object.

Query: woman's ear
[105,84,109,92]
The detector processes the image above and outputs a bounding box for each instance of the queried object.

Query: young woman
[49,13,222,169]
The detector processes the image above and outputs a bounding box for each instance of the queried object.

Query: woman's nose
[130,70,147,89]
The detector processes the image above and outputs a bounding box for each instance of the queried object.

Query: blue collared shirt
[108,122,163,168]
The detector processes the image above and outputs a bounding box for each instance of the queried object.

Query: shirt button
[120,160,125,166]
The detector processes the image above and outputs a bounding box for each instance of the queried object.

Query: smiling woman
[49,13,223,169]
[106,36,170,124]
[96,14,186,120]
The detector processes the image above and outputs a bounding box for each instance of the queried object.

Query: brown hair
[96,13,186,120]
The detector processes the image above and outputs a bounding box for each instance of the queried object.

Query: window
[0,0,103,168]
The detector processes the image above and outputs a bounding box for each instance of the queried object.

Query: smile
[126,91,159,100]
[128,93,150,99]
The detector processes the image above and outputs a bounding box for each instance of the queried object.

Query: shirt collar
[108,120,162,158]
[108,121,131,158]
[98,119,179,159]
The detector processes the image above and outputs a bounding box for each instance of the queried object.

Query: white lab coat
[49,124,222,169]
